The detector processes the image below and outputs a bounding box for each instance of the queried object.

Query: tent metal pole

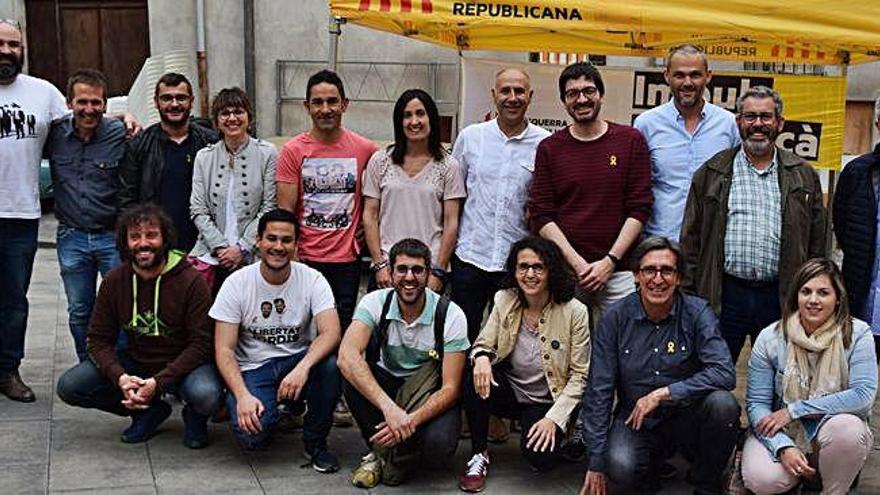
[827,55,849,254]
[328,16,345,71]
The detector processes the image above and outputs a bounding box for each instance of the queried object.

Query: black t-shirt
[159,135,198,251]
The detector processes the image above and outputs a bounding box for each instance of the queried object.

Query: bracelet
[472,351,494,364]
[369,259,389,273]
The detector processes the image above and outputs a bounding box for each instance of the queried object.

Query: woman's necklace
[522,308,541,331]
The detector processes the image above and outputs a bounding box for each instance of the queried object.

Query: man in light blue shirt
[451,68,550,342]
[634,44,740,241]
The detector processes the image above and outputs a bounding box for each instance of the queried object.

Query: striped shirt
[528,123,653,263]
[353,288,469,378]
[724,149,781,281]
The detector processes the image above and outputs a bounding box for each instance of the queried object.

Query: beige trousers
[742,413,873,495]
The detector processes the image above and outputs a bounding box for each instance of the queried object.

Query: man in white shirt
[451,67,550,342]
[0,19,68,402]
[211,208,343,473]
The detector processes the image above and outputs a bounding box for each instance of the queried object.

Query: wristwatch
[605,252,620,269]
[431,266,451,283]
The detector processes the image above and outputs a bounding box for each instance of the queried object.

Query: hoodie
[87,250,213,391]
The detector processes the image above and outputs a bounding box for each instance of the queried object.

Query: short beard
[159,112,190,129]
[569,103,600,124]
[130,247,165,270]
[743,137,775,157]
[676,93,699,107]
[0,53,22,82]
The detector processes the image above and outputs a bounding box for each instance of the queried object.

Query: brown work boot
[0,371,35,402]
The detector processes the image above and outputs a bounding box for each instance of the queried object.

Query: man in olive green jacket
[680,85,827,365]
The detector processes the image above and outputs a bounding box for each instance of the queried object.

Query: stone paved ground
[2,213,878,494]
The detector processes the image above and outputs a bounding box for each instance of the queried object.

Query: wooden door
[25,0,149,97]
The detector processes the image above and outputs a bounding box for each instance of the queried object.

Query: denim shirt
[746,318,878,459]
[46,116,126,230]
[634,100,740,241]
[582,291,736,472]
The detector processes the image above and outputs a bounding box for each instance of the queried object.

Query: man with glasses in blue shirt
[580,236,738,495]
[634,44,739,242]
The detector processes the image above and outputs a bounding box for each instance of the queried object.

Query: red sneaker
[458,452,490,492]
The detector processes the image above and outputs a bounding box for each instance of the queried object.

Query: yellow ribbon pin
[609,155,618,167]
[666,341,675,354]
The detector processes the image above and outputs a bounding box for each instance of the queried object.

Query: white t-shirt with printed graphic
[210,262,336,371]
[0,74,68,219]
[353,288,470,378]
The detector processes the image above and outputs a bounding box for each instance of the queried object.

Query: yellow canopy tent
[329,0,880,65]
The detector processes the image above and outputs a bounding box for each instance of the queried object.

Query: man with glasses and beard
[528,62,652,325]
[56,204,223,448]
[339,238,469,489]
[580,236,738,495]
[0,19,69,402]
[681,86,827,365]
[120,72,218,251]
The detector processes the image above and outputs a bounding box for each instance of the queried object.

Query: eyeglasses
[740,112,776,123]
[158,94,192,103]
[218,108,246,120]
[393,264,427,277]
[564,86,599,100]
[638,266,678,279]
[516,263,546,275]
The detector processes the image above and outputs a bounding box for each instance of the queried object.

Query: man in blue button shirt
[580,236,738,495]
[46,69,126,362]
[634,45,740,241]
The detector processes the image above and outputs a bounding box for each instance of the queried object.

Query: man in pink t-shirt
[277,70,376,333]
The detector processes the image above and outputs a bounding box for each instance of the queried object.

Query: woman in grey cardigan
[189,87,277,292]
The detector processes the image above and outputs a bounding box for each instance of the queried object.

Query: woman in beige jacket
[458,236,590,493]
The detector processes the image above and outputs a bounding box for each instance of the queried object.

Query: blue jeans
[302,260,361,333]
[56,353,223,419]
[0,218,38,373]
[720,274,780,366]
[56,225,121,361]
[450,256,506,343]
[226,353,341,449]
[606,391,740,494]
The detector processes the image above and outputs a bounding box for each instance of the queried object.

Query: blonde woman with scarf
[742,258,878,494]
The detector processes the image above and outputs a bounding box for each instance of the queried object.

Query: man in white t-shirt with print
[211,208,343,473]
[339,238,469,489]
[0,19,69,403]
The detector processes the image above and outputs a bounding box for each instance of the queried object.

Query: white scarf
[781,315,848,450]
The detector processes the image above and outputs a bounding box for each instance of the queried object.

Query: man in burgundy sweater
[56,204,223,449]
[529,62,653,324]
